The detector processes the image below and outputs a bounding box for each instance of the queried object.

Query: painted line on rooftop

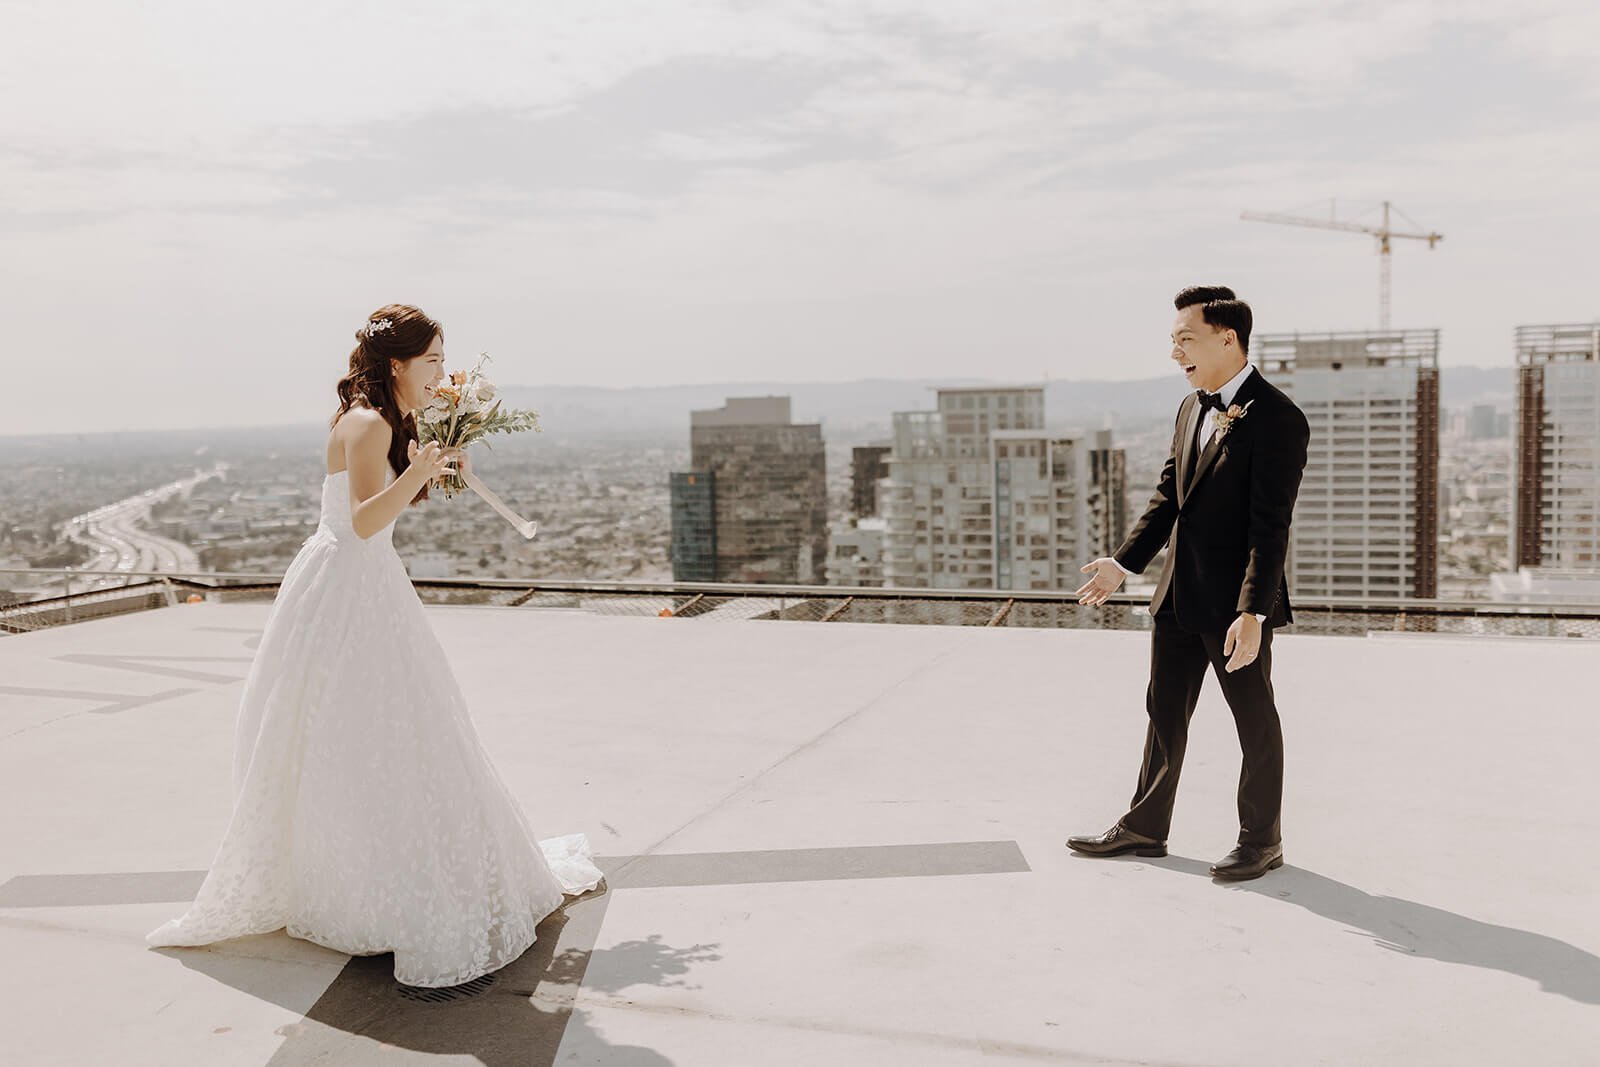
[0,840,1030,908]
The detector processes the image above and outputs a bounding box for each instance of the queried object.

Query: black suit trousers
[1120,607,1284,847]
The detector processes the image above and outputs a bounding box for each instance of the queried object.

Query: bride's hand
[445,448,471,479]
[406,440,455,481]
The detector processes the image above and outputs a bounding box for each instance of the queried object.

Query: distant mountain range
[498,364,1516,443]
[7,366,1515,449]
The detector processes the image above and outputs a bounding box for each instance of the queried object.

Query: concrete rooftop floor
[1,603,1597,1066]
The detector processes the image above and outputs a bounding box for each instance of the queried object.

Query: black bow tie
[1196,390,1226,413]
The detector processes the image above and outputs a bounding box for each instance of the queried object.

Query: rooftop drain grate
[396,972,499,1004]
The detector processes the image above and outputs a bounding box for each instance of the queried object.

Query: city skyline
[0,368,1547,603]
[5,3,1599,436]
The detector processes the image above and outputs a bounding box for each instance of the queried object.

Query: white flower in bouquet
[412,352,541,498]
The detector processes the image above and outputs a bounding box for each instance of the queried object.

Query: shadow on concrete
[1149,855,1600,1005]
[548,932,722,994]
[156,887,716,1065]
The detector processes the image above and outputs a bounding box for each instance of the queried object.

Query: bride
[147,304,603,987]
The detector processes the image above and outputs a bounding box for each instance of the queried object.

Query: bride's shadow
[158,886,718,1066]
[1150,855,1600,1004]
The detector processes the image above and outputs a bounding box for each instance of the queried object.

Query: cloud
[2,0,1598,433]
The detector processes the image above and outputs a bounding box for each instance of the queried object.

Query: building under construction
[1257,329,1440,600]
[1515,323,1600,570]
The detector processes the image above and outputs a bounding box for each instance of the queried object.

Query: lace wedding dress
[147,468,603,987]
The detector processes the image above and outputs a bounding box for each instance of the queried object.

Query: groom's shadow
[1148,855,1600,1004]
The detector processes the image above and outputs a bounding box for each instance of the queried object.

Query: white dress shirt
[1111,362,1264,622]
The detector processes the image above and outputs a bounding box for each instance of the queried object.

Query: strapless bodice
[319,469,396,546]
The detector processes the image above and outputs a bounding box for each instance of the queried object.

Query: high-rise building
[1257,330,1440,601]
[882,387,1040,589]
[1514,322,1600,570]
[827,517,886,587]
[668,397,827,584]
[992,430,1105,591]
[668,471,716,581]
[880,386,1124,590]
[1088,429,1129,558]
[849,444,891,520]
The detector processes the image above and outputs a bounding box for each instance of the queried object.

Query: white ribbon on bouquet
[462,470,538,540]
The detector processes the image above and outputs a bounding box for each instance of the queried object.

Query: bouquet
[413,353,542,538]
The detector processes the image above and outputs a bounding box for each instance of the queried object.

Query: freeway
[61,465,226,590]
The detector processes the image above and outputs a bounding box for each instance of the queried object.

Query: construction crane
[1240,200,1442,330]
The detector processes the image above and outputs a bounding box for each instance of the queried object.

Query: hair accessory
[362,318,394,339]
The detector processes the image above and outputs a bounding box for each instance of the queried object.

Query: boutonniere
[1213,399,1255,442]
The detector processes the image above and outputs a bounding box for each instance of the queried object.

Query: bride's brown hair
[331,304,443,503]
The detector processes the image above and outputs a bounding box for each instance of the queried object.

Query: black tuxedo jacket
[1113,367,1310,632]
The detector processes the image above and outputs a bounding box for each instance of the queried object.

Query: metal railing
[4,567,1599,639]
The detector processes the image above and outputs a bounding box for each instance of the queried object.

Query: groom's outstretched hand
[1223,613,1263,672]
[1076,558,1127,606]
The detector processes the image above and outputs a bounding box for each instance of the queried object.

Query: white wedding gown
[147,468,603,987]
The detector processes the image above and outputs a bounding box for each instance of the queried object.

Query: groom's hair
[1175,286,1252,354]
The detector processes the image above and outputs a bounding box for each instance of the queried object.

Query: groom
[1070,286,1309,881]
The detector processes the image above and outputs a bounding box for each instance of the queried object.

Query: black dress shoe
[1210,842,1284,881]
[1066,823,1168,858]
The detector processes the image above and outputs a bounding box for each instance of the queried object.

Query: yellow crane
[1241,200,1442,330]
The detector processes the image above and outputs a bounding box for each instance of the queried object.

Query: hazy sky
[5,1,1598,434]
